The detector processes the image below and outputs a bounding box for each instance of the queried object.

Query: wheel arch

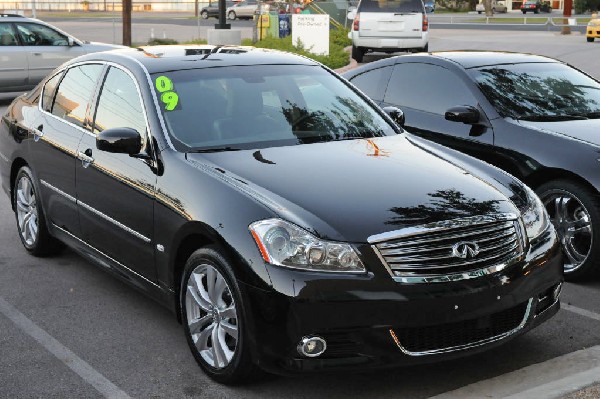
[10,157,28,210]
[524,167,597,195]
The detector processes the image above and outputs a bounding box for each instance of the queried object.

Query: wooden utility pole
[123,0,132,46]
[561,0,572,34]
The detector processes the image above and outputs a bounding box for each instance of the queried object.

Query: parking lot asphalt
[1,28,600,398]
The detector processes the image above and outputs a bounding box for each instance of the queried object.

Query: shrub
[147,38,178,45]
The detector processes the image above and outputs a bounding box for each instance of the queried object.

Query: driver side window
[15,22,69,46]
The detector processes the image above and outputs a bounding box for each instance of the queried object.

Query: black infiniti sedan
[344,51,600,281]
[0,46,562,383]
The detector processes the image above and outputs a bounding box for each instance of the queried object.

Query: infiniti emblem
[452,241,480,259]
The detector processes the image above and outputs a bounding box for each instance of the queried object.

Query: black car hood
[516,119,600,147]
[187,135,517,243]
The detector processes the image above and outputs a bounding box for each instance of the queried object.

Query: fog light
[553,283,562,301]
[297,336,327,358]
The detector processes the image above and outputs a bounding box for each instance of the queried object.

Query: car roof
[431,51,558,69]
[0,14,33,21]
[74,45,318,74]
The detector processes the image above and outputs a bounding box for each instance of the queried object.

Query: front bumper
[243,225,562,375]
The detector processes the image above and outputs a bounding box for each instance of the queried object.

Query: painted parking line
[0,296,131,399]
[562,303,600,323]
[428,345,600,399]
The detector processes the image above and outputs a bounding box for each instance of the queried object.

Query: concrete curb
[334,46,358,74]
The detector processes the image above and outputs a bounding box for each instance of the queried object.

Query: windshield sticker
[155,75,179,111]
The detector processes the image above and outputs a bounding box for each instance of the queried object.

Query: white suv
[348,0,429,63]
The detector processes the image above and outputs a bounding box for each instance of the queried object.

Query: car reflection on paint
[0,45,562,384]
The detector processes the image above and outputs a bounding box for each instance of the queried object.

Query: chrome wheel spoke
[187,284,212,312]
[27,215,38,242]
[554,196,568,223]
[220,305,236,320]
[194,322,215,352]
[220,321,238,340]
[564,237,587,264]
[211,325,227,368]
[188,314,212,335]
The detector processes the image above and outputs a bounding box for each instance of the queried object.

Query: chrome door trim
[78,200,151,243]
[40,179,76,203]
[389,298,534,356]
[53,223,159,288]
[40,179,150,244]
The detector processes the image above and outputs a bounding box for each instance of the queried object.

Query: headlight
[518,184,549,240]
[249,219,366,273]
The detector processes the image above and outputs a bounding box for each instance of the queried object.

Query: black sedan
[200,0,235,18]
[0,46,562,383]
[344,51,599,280]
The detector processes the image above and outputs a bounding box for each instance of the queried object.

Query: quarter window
[15,22,69,46]
[52,64,103,128]
[41,72,64,112]
[0,23,18,46]
[349,66,392,102]
[384,63,477,115]
[93,67,146,136]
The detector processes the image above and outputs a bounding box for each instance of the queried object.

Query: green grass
[470,17,548,23]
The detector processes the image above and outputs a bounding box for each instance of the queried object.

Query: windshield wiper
[518,114,588,122]
[189,146,242,153]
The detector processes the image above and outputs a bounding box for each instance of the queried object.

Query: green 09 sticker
[155,75,179,111]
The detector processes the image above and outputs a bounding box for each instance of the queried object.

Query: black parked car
[0,46,562,383]
[200,0,235,19]
[344,51,599,280]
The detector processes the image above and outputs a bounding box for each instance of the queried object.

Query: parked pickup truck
[476,0,508,13]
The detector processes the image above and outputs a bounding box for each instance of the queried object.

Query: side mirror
[445,106,480,124]
[67,36,76,46]
[96,127,142,155]
[383,106,405,127]
[347,8,356,20]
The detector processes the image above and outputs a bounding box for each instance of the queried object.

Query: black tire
[522,10,526,13]
[534,8,539,13]
[478,10,482,14]
[536,179,600,280]
[351,45,364,63]
[180,246,257,384]
[228,11,236,20]
[587,37,594,42]
[201,10,209,19]
[419,43,429,52]
[13,166,62,256]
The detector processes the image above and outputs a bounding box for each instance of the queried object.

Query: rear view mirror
[67,36,75,46]
[445,106,480,124]
[96,127,142,155]
[383,106,405,127]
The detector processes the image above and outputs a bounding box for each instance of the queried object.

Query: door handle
[77,150,94,167]
[33,124,44,142]
[33,52,42,56]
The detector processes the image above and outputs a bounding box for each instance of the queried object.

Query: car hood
[516,119,600,147]
[186,135,517,243]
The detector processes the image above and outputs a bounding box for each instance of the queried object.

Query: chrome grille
[371,215,525,283]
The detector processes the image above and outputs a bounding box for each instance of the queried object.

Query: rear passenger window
[41,72,63,112]
[0,23,18,46]
[52,64,103,129]
[358,0,424,12]
[93,67,147,136]
[349,66,392,102]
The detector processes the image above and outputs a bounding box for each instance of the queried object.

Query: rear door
[14,21,85,86]
[0,22,28,90]
[358,0,424,38]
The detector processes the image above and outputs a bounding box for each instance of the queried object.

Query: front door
[0,22,28,90]
[75,65,157,281]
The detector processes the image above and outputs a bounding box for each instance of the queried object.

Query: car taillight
[353,13,360,31]
[422,13,428,31]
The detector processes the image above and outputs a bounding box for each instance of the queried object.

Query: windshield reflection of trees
[385,189,501,226]
[281,96,388,144]
[476,68,600,119]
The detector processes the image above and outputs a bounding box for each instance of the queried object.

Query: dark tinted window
[93,67,146,136]
[358,0,424,13]
[52,64,103,128]
[16,22,68,46]
[349,66,393,102]
[41,72,64,112]
[384,63,477,115]
[0,23,18,46]
[469,62,600,120]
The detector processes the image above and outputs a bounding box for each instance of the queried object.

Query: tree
[484,0,493,16]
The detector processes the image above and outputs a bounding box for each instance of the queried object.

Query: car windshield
[152,64,396,152]
[358,0,424,13]
[470,62,600,121]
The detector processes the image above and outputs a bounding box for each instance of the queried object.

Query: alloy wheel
[185,263,238,369]
[16,175,39,247]
[541,190,593,273]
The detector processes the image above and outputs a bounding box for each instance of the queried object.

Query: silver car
[0,14,124,93]
[226,0,259,20]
